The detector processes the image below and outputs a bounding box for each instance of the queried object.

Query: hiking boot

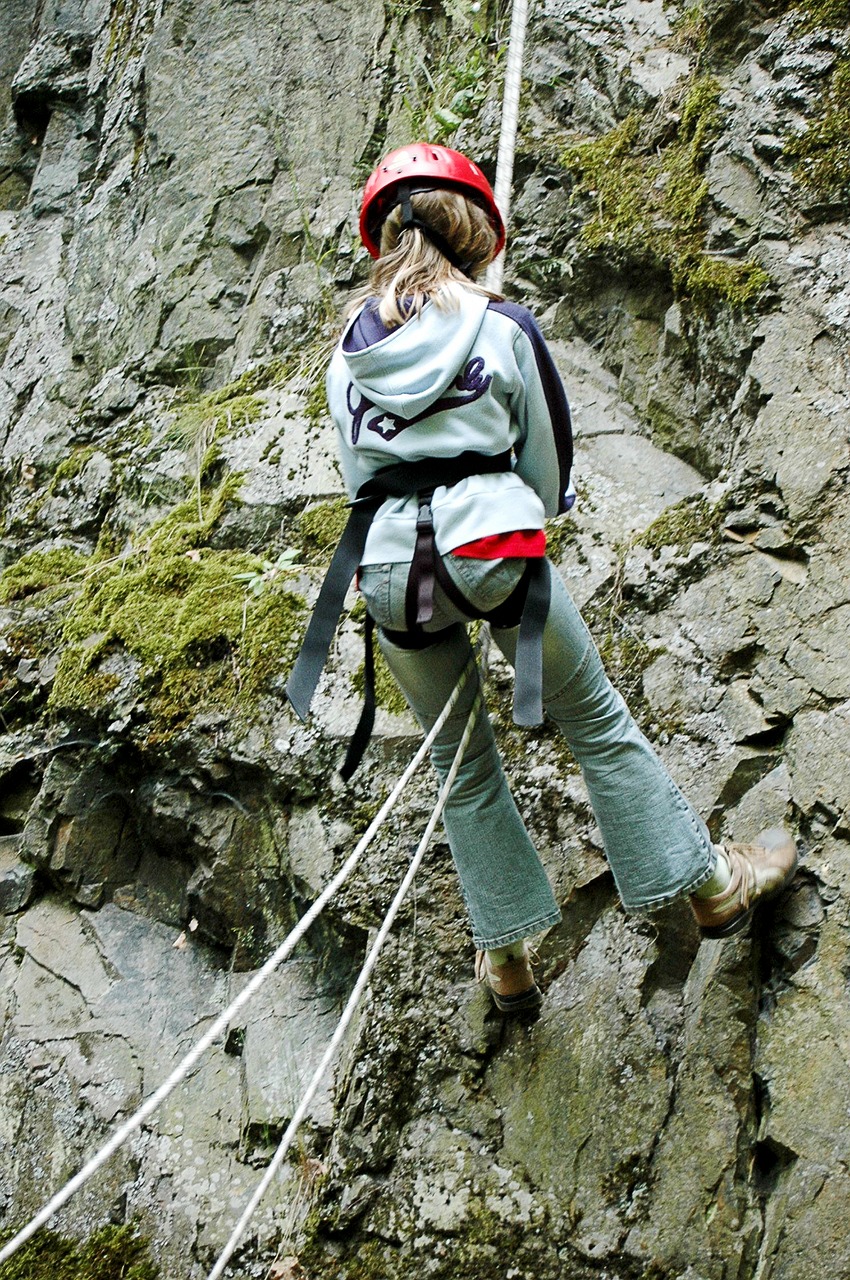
[690,828,798,939]
[475,946,542,1013]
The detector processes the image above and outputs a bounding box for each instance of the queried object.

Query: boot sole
[698,864,797,940]
[491,983,543,1013]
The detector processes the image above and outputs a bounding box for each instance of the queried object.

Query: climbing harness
[285,450,551,778]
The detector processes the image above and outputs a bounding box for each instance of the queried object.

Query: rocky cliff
[0,0,848,1277]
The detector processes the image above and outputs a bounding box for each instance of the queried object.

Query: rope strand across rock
[0,648,481,1267]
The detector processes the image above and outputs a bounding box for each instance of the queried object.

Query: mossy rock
[0,548,89,604]
[351,646,410,718]
[48,478,306,730]
[0,1222,158,1280]
[792,0,850,29]
[49,447,97,491]
[297,498,350,563]
[785,59,850,214]
[639,494,722,553]
[560,76,770,309]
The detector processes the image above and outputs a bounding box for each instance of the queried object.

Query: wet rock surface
[0,0,848,1276]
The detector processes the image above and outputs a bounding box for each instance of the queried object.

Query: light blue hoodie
[326,290,573,565]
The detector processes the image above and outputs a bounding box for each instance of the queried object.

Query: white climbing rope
[0,653,479,1268]
[487,0,531,293]
[206,681,485,1280]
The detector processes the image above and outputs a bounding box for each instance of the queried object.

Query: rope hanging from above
[487,0,530,293]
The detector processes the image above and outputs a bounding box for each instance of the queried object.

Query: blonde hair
[350,188,501,328]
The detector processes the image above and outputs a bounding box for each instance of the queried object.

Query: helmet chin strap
[396,183,475,279]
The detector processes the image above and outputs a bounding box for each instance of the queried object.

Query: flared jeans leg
[377,622,562,950]
[492,567,716,912]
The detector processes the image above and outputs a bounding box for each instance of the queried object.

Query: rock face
[0,0,848,1277]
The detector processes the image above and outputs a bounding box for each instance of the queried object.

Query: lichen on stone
[560,76,770,309]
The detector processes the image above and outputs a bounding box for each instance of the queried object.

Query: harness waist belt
[285,451,512,722]
[284,449,550,778]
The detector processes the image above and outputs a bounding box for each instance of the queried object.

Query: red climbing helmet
[359,143,505,259]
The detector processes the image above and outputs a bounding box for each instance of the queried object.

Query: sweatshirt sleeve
[490,302,574,517]
[326,350,364,499]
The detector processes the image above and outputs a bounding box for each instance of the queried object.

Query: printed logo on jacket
[348,358,493,443]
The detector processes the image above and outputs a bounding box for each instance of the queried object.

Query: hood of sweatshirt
[338,292,491,422]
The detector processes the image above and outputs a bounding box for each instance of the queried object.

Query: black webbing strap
[406,492,436,631]
[285,496,382,721]
[512,557,551,726]
[340,613,376,782]
[285,450,511,722]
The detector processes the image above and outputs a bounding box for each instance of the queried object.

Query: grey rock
[723,763,792,841]
[786,707,850,823]
[11,31,95,113]
[783,605,850,700]
[0,834,36,913]
[717,680,774,743]
[0,0,849,1275]
[237,958,339,1132]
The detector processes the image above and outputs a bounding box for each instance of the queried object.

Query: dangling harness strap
[285,448,550,777]
[286,451,511,722]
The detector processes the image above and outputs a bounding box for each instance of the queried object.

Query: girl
[289,144,796,1012]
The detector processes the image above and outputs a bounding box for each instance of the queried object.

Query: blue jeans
[358,556,716,949]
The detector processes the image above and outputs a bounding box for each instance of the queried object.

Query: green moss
[300,1237,394,1280]
[792,0,850,27]
[170,390,266,457]
[297,499,350,562]
[785,59,850,211]
[639,494,720,553]
[596,625,658,706]
[208,359,289,401]
[671,4,710,52]
[240,583,309,698]
[351,645,409,718]
[560,76,770,309]
[50,447,97,490]
[544,515,580,562]
[48,478,306,728]
[0,548,89,604]
[0,1222,158,1279]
